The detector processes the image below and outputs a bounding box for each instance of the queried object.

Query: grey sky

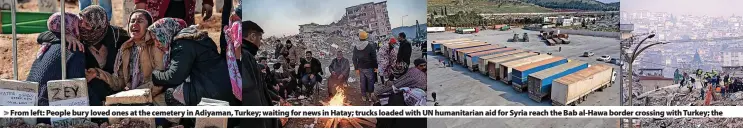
[242,0,427,37]
[621,0,743,17]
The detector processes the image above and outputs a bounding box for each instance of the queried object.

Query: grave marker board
[46,78,89,125]
[38,0,58,12]
[0,79,39,125]
[0,0,12,10]
[195,98,229,128]
[106,89,155,128]
[123,0,135,27]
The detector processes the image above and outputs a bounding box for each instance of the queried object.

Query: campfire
[319,86,376,128]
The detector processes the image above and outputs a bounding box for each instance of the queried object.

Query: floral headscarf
[39,12,81,58]
[224,21,243,101]
[47,12,81,38]
[148,18,187,67]
[79,5,108,45]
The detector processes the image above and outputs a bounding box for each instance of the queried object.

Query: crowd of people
[675,69,740,99]
[24,0,426,128]
[24,0,261,127]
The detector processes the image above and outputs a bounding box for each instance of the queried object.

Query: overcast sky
[621,0,743,17]
[242,0,427,37]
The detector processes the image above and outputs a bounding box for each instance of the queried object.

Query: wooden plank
[332,118,340,128]
[324,118,336,128]
[346,118,363,128]
[353,118,376,128]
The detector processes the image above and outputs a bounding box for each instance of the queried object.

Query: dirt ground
[0,0,230,80]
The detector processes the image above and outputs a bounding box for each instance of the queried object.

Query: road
[426,28,620,128]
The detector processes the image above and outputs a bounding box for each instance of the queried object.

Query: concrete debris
[640,118,743,128]
[631,74,743,127]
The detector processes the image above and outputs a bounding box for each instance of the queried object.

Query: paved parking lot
[426,29,620,128]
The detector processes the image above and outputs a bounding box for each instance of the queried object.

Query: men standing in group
[299,51,323,100]
[241,20,280,128]
[328,50,350,97]
[353,30,378,102]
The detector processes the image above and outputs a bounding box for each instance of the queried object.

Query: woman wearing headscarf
[134,0,214,26]
[81,5,131,107]
[88,10,162,92]
[26,12,86,124]
[223,19,243,102]
[151,24,235,106]
[377,37,399,83]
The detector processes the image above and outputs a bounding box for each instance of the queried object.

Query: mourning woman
[80,5,131,107]
[27,12,86,124]
[89,10,163,94]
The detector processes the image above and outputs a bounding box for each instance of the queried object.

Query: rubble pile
[2,118,187,128]
[640,118,743,128]
[631,73,743,127]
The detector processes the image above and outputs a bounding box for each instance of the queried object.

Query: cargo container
[443,42,489,60]
[431,38,472,53]
[498,55,553,87]
[551,64,614,106]
[478,50,528,75]
[445,42,489,61]
[486,52,539,80]
[440,40,481,56]
[466,48,516,71]
[527,61,588,102]
[511,57,568,89]
[456,45,502,64]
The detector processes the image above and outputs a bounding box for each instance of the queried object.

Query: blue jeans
[79,0,112,21]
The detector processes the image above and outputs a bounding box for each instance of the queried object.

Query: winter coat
[397,39,413,65]
[97,34,163,92]
[353,40,378,70]
[151,30,237,106]
[328,57,350,96]
[241,40,281,128]
[299,57,323,78]
[84,26,130,106]
[26,31,86,107]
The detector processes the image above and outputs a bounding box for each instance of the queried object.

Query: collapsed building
[259,1,392,67]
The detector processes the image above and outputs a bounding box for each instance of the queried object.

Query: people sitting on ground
[273,63,293,99]
[28,12,86,124]
[299,51,323,100]
[328,50,350,98]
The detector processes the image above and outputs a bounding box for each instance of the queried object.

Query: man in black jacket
[397,32,412,65]
[299,51,323,99]
[241,20,280,128]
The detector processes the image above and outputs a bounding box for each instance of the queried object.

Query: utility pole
[621,33,669,128]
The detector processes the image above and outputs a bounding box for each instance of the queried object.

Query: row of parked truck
[431,38,617,106]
